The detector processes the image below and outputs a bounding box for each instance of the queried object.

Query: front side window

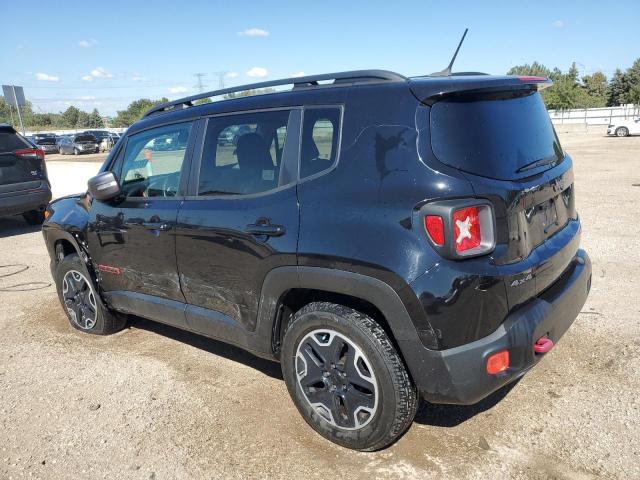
[118,122,192,198]
[198,110,291,196]
[300,107,341,179]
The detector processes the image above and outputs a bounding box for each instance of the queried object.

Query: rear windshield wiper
[516,156,561,173]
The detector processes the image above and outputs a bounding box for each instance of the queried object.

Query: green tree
[223,87,276,99]
[112,97,169,127]
[86,108,104,128]
[607,69,629,106]
[61,106,81,128]
[581,72,608,108]
[507,62,552,78]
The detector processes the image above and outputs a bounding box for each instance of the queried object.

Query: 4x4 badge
[510,273,533,287]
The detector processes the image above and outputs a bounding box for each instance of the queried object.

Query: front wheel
[281,302,418,451]
[54,253,127,335]
[74,148,79,155]
[616,127,629,137]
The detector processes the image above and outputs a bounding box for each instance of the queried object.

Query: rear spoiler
[409,75,553,106]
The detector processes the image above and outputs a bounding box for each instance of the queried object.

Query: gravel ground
[0,131,638,479]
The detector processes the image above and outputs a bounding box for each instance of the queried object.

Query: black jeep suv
[1,124,52,224]
[42,70,591,451]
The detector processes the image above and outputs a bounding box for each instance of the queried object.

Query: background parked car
[99,133,120,152]
[607,117,640,137]
[0,123,52,224]
[34,135,59,154]
[58,134,99,155]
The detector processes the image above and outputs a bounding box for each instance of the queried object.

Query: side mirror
[88,171,120,201]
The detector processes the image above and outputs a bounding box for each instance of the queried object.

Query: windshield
[430,91,564,180]
[75,135,96,142]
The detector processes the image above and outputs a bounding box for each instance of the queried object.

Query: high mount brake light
[517,76,548,82]
[15,148,45,160]
[421,200,495,259]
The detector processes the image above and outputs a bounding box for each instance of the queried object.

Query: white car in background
[607,117,640,137]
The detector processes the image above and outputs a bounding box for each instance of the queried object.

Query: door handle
[143,222,171,231]
[245,223,285,237]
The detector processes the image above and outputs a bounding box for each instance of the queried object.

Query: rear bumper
[402,249,591,405]
[0,182,52,217]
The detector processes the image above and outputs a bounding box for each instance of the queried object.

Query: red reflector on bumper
[486,350,509,374]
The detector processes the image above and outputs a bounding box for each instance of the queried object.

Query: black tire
[616,127,629,137]
[22,210,45,225]
[74,148,79,155]
[54,253,127,335]
[281,302,418,451]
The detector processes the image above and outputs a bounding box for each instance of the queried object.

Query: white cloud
[169,86,189,94]
[246,66,268,78]
[132,74,145,81]
[291,71,306,78]
[78,39,98,48]
[226,72,239,79]
[81,75,93,82]
[238,28,269,37]
[78,96,96,101]
[35,72,59,82]
[90,67,114,78]
[552,20,565,28]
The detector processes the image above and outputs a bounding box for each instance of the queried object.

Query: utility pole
[12,86,25,135]
[213,71,228,89]
[194,73,207,92]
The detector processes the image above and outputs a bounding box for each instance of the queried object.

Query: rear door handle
[245,223,285,237]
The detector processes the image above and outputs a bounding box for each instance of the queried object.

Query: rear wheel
[22,210,45,225]
[74,147,79,155]
[55,253,126,335]
[616,127,629,137]
[281,302,418,451]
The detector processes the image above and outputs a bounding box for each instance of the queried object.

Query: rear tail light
[486,350,509,374]
[421,200,495,259]
[424,215,445,246]
[15,148,45,160]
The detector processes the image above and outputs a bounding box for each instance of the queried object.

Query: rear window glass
[430,91,564,180]
[0,131,30,151]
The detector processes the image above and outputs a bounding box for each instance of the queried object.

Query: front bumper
[0,182,52,217]
[402,249,591,405]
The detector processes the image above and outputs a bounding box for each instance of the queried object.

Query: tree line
[0,98,105,131]
[507,57,640,110]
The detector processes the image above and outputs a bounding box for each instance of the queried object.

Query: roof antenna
[431,28,468,77]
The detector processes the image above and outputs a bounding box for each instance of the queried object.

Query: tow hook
[534,337,554,354]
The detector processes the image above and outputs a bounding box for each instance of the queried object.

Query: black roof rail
[143,70,406,118]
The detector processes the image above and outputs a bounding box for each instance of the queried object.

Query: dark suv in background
[42,70,591,450]
[0,124,52,224]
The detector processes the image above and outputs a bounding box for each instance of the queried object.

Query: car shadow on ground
[0,217,41,239]
[414,380,520,427]
[128,316,283,380]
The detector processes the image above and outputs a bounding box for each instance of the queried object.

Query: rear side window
[300,107,341,179]
[430,91,563,181]
[198,109,292,196]
[0,130,30,152]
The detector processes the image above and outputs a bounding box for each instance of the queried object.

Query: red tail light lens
[424,215,445,246]
[15,148,45,160]
[517,76,547,82]
[453,206,481,252]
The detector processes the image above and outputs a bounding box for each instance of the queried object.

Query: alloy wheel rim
[62,270,97,330]
[618,128,627,137]
[295,329,378,430]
